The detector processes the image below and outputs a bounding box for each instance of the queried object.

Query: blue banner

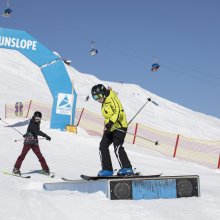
[0,27,59,66]
[42,61,77,129]
[0,28,77,130]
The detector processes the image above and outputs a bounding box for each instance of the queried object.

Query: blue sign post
[0,27,77,130]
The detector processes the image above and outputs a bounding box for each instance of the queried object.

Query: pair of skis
[63,173,162,181]
[3,171,55,179]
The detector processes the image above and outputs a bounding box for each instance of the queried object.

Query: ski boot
[97,170,113,177]
[41,169,50,176]
[12,167,21,176]
[117,168,134,176]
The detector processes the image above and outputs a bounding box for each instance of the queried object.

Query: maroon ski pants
[14,144,49,170]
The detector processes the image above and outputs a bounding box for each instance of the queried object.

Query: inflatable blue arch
[0,28,77,130]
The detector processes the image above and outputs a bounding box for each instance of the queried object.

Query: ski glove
[105,120,114,132]
[44,134,51,141]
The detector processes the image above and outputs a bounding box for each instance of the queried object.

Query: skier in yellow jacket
[91,84,133,176]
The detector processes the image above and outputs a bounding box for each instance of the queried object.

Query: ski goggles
[92,94,104,101]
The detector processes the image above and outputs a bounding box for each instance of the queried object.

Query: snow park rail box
[43,175,200,200]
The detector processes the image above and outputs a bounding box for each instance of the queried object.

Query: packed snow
[0,48,220,220]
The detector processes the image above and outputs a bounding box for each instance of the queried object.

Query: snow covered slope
[0,49,220,220]
[1,48,220,140]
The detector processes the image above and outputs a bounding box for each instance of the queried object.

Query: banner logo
[56,93,73,115]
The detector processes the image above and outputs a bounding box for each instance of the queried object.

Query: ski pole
[0,117,24,136]
[128,98,153,125]
[14,137,46,142]
[116,128,159,145]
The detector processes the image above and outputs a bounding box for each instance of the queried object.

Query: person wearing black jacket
[13,111,51,176]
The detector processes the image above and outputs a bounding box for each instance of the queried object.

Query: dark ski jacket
[23,118,48,145]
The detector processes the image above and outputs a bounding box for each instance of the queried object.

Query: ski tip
[3,171,31,178]
[80,174,88,179]
[61,177,79,181]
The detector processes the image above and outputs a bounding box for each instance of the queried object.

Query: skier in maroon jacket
[13,111,51,176]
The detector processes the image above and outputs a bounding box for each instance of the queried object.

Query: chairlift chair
[90,48,98,56]
[151,63,160,71]
[2,8,13,17]
[90,40,98,56]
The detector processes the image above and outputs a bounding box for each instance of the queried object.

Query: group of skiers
[13,84,133,177]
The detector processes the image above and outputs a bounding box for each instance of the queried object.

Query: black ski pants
[99,128,132,171]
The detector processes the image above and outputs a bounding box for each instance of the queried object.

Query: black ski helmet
[91,84,108,99]
[33,111,42,118]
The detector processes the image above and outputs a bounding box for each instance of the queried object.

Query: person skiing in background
[91,84,133,177]
[12,111,51,176]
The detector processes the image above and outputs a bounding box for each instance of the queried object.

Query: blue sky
[1,0,220,118]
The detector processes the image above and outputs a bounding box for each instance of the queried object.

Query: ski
[80,173,162,181]
[3,170,55,179]
[40,174,55,178]
[48,174,55,178]
[23,170,55,178]
[3,171,31,179]
[61,174,162,181]
[38,171,55,178]
[61,177,76,181]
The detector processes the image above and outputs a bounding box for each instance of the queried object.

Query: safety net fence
[5,100,220,169]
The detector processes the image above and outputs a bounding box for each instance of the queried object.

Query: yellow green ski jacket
[101,90,128,131]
